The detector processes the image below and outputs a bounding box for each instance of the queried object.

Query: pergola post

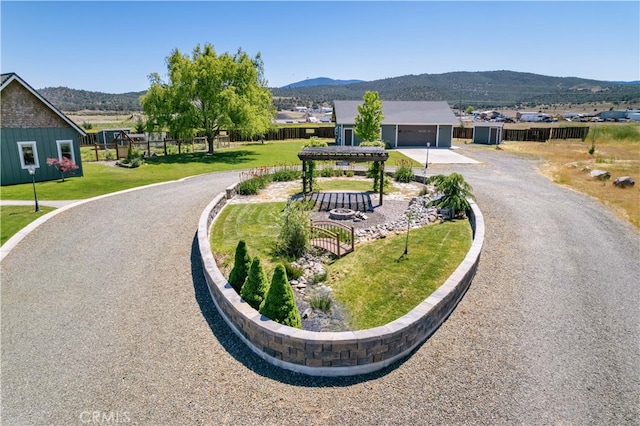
[302,160,307,195]
[379,161,384,205]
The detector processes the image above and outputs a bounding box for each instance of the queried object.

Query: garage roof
[334,100,458,126]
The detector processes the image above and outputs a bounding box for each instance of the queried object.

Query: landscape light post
[424,142,431,184]
[27,166,40,213]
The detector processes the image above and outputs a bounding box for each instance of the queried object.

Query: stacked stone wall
[198,187,484,376]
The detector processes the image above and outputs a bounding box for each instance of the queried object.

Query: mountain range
[37,70,639,112]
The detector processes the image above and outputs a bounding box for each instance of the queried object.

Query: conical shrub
[229,240,251,294]
[259,264,302,328]
[240,257,270,311]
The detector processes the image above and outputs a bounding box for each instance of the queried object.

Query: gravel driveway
[2,149,638,425]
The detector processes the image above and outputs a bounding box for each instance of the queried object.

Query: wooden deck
[307,191,373,212]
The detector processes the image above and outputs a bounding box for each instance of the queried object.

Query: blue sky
[2,1,638,93]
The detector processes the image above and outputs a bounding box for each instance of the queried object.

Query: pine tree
[240,257,270,311]
[259,264,302,328]
[228,240,251,294]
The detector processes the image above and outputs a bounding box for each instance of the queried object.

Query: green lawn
[329,220,472,329]
[1,206,56,245]
[1,140,421,201]
[1,140,421,246]
[209,201,472,330]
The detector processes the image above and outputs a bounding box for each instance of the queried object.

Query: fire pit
[329,208,356,220]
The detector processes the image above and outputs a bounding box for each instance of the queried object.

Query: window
[17,141,39,169]
[56,140,75,163]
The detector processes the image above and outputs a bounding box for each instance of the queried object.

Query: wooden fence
[453,126,590,142]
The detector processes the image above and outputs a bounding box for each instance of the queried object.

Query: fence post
[163,139,167,156]
[94,144,99,161]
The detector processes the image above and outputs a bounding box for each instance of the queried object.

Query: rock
[581,166,592,172]
[613,176,635,188]
[590,170,611,180]
[302,307,312,319]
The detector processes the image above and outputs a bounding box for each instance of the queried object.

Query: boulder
[613,176,635,188]
[590,170,611,181]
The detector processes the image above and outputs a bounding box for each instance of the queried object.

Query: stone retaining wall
[198,186,484,376]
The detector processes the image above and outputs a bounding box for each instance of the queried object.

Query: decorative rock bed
[197,180,485,376]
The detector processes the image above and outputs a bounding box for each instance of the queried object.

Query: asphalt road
[1,148,638,425]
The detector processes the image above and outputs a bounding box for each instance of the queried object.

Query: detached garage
[334,100,458,148]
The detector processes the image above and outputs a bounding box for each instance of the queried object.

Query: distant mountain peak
[281,77,364,89]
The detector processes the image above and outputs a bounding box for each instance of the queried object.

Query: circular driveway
[1,150,638,424]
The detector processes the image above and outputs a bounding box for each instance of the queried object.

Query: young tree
[141,43,275,154]
[259,264,302,328]
[354,91,384,143]
[229,240,251,293]
[240,257,270,311]
[46,157,79,182]
[427,173,476,219]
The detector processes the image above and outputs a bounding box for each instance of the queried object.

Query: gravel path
[2,149,639,425]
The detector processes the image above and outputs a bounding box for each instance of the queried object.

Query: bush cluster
[237,175,271,195]
[276,201,310,258]
[394,160,415,183]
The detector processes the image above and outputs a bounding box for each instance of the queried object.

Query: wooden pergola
[297,146,389,204]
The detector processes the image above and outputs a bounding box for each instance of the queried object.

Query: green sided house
[1,73,86,186]
[333,100,458,148]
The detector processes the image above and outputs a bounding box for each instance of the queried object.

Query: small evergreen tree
[228,240,251,293]
[427,173,475,219]
[240,257,270,311]
[259,264,302,328]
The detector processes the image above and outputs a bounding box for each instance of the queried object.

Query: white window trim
[56,139,75,164]
[17,141,39,169]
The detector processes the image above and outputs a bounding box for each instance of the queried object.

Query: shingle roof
[334,100,458,125]
[0,73,87,136]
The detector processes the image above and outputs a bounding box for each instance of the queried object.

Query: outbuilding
[333,100,458,148]
[473,121,504,145]
[1,73,86,186]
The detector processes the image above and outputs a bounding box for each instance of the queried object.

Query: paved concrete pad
[396,147,480,165]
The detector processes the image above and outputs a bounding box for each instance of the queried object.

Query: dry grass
[500,124,640,230]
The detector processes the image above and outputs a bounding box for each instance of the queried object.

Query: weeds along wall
[197,184,485,377]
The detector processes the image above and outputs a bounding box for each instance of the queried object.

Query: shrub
[228,240,251,293]
[303,137,328,148]
[240,257,270,311]
[272,169,300,182]
[276,201,310,258]
[284,262,304,280]
[345,170,355,177]
[309,293,332,314]
[394,160,415,183]
[259,264,302,328]
[320,165,336,177]
[237,175,271,195]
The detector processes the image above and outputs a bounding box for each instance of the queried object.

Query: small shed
[1,73,86,186]
[473,122,504,145]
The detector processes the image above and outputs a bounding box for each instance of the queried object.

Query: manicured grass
[329,220,472,329]
[210,202,286,275]
[1,140,420,201]
[210,201,473,330]
[1,206,55,246]
[499,123,640,229]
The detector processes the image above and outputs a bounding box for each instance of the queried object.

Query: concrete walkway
[1,150,638,424]
[0,199,83,208]
[396,146,480,165]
